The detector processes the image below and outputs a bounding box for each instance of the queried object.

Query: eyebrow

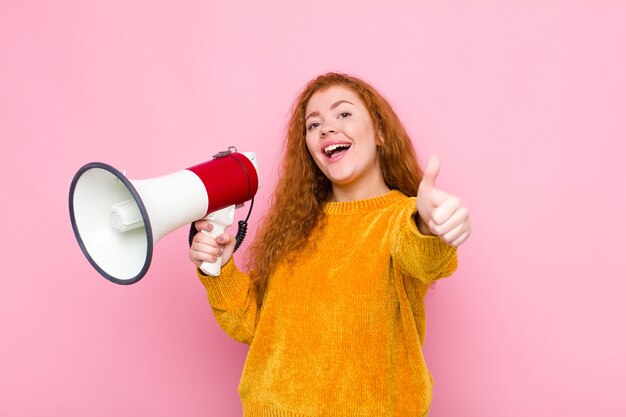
[305,100,354,121]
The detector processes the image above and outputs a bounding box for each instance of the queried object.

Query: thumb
[421,155,441,188]
[216,234,234,245]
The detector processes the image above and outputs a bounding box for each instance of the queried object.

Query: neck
[330,175,391,202]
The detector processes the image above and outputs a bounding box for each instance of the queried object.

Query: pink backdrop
[2,1,625,416]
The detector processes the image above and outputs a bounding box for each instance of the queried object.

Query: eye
[307,121,321,131]
[339,112,351,119]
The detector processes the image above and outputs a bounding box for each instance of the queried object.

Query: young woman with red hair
[189,73,471,416]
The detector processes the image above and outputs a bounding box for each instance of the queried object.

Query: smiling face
[304,85,388,200]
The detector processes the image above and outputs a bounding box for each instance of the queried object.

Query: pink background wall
[2,1,625,416]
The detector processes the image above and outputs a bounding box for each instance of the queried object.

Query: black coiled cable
[233,220,248,252]
[233,198,253,252]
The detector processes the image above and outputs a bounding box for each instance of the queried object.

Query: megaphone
[69,147,259,285]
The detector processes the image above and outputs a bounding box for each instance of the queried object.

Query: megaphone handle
[200,225,225,276]
[199,205,235,276]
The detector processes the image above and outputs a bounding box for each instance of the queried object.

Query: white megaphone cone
[69,148,259,285]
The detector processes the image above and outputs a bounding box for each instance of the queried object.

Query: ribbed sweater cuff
[197,260,250,310]
[403,201,457,255]
[409,218,457,260]
[391,203,457,283]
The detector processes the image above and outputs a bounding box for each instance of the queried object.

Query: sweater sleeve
[390,197,458,284]
[197,260,260,345]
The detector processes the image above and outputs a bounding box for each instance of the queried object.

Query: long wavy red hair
[246,73,424,304]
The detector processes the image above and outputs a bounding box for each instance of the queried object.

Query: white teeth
[323,143,351,155]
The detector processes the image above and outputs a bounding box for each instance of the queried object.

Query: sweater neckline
[323,190,407,215]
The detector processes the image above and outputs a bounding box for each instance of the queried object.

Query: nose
[320,125,336,137]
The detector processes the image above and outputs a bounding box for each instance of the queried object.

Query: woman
[189,72,471,416]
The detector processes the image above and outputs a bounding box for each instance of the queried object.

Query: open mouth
[323,143,351,159]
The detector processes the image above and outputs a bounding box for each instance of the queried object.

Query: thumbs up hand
[416,155,471,247]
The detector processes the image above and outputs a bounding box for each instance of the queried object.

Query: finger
[191,240,223,257]
[189,246,210,264]
[193,230,220,246]
[428,204,467,236]
[190,250,220,264]
[216,233,235,246]
[195,220,213,232]
[435,206,469,234]
[450,230,471,247]
[420,155,441,188]
[441,222,468,244]
[431,195,461,225]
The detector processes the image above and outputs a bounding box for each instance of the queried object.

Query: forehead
[305,85,364,113]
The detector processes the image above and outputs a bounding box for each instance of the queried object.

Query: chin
[325,169,355,185]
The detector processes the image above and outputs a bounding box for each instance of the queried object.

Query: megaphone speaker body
[69,152,258,285]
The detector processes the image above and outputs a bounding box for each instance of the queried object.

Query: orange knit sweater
[198,190,458,417]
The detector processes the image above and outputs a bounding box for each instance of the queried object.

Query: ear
[376,127,385,145]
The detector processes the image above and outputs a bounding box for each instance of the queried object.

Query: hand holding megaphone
[189,214,238,275]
